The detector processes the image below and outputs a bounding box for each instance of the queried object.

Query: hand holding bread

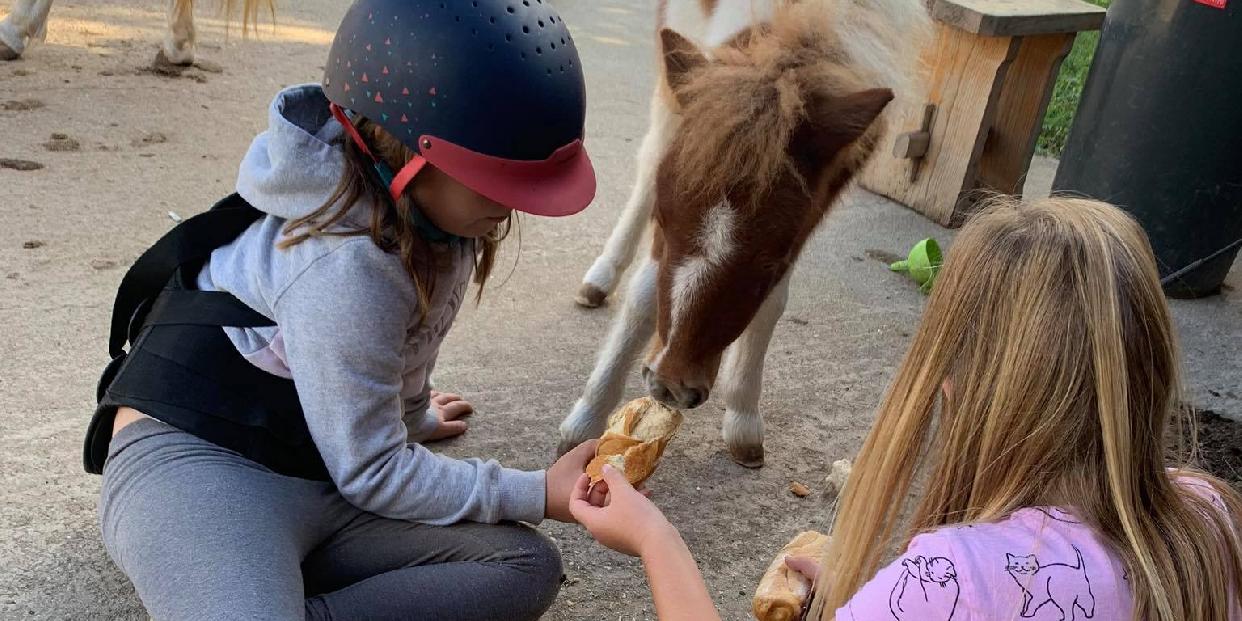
[753,531,831,621]
[570,397,685,555]
[545,439,599,523]
[570,463,677,557]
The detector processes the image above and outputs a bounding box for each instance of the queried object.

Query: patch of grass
[1036,0,1111,156]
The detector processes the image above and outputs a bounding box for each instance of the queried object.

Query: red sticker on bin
[1194,0,1226,9]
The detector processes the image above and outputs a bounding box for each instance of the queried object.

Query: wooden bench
[861,0,1107,226]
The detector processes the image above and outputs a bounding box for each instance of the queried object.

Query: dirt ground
[2,1,1240,620]
[1194,410,1242,488]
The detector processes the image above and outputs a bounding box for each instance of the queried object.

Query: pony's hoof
[152,48,193,74]
[729,444,765,468]
[575,283,608,308]
[0,40,20,61]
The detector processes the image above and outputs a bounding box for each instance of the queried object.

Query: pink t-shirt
[837,479,1234,620]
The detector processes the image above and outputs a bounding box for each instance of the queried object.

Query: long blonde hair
[811,196,1242,620]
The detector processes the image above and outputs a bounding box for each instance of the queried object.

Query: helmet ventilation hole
[538,19,544,28]
[522,25,530,34]
[550,42,555,50]
[505,33,512,41]
[535,46,542,54]
[506,6,515,13]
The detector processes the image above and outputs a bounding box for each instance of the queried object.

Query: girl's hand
[424,391,473,441]
[545,439,599,523]
[570,464,676,557]
[784,555,822,582]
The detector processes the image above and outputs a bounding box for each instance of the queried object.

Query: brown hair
[278,117,511,319]
[810,196,1242,621]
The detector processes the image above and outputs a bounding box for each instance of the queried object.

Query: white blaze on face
[666,201,737,355]
[698,200,738,265]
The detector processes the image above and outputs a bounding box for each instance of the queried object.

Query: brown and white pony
[559,0,929,466]
[0,0,270,65]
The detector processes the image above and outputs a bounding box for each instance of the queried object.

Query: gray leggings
[99,418,562,621]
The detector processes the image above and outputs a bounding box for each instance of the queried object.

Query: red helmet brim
[420,135,596,218]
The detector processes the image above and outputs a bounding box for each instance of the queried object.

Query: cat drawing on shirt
[1005,546,1095,620]
[888,555,960,620]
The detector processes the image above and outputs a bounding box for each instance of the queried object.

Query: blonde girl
[573,196,1242,621]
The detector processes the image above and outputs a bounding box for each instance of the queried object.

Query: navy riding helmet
[322,0,596,218]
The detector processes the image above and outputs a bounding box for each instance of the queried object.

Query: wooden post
[861,0,1105,226]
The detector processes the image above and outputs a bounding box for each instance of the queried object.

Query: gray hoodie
[195,84,545,525]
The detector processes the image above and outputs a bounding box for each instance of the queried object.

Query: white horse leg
[576,90,674,308]
[159,0,195,66]
[718,272,791,467]
[0,0,53,60]
[559,257,660,455]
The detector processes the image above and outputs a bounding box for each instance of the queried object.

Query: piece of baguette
[752,531,830,621]
[585,397,683,486]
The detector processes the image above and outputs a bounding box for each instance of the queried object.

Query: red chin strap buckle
[388,155,427,202]
[329,103,427,202]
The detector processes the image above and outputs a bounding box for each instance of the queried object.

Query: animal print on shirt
[1005,546,1095,619]
[889,555,960,620]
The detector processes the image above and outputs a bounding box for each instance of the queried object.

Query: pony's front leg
[159,0,196,66]
[0,0,53,60]
[576,90,673,308]
[718,273,791,467]
[559,257,659,455]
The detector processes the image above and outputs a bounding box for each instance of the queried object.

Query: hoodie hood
[236,84,350,220]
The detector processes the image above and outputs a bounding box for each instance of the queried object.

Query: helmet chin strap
[329,103,458,244]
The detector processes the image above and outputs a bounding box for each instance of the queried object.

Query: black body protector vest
[84,194,330,480]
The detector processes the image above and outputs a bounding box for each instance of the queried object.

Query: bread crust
[585,397,684,486]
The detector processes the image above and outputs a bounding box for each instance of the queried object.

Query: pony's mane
[667,0,928,207]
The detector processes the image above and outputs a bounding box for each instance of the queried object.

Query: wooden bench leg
[976,32,1076,203]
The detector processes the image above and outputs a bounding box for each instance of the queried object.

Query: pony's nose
[643,366,709,410]
[681,387,707,409]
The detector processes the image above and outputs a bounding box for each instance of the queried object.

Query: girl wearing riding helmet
[572,197,1242,621]
[86,1,598,619]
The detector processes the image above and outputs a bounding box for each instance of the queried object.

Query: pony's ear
[660,28,707,104]
[794,87,894,166]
